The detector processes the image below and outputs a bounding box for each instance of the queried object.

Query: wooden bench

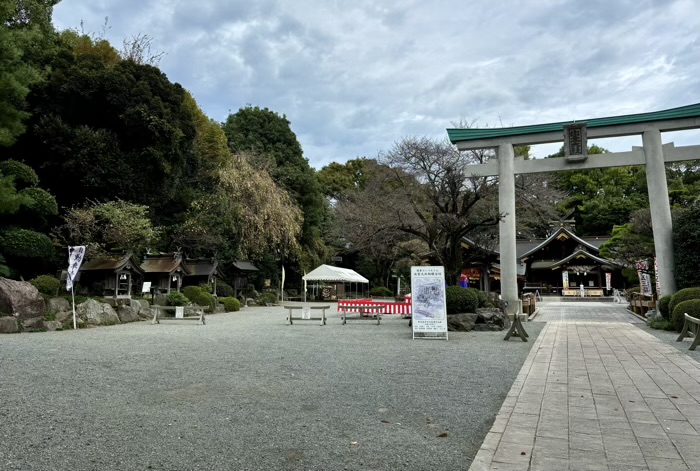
[341,304,384,325]
[284,305,329,325]
[677,313,700,350]
[151,305,206,325]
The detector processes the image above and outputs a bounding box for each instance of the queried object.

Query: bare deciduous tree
[120,33,166,66]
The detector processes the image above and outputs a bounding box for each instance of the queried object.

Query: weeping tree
[173,152,303,261]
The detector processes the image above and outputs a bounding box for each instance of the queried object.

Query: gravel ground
[0,306,542,471]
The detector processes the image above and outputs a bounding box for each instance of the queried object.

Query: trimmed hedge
[674,206,700,289]
[216,280,235,298]
[0,160,39,188]
[468,288,489,308]
[219,297,241,312]
[20,187,58,217]
[182,286,215,310]
[370,286,393,297]
[0,228,54,259]
[657,295,672,320]
[29,275,61,296]
[445,286,479,314]
[257,292,278,305]
[669,288,700,324]
[166,291,190,306]
[672,299,700,332]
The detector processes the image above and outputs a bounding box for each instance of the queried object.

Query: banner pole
[72,286,77,330]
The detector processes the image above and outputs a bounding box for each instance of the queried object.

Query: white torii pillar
[497,143,519,314]
[643,130,676,295]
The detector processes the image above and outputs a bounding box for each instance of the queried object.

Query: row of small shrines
[68,252,259,298]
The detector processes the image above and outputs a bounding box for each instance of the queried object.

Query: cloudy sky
[52,0,700,169]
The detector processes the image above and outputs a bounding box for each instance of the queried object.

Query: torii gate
[447,103,700,319]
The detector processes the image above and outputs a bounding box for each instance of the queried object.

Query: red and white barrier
[337,299,412,317]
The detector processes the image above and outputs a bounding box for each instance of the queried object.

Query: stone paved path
[471,302,700,471]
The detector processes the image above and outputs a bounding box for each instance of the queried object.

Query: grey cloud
[52,0,700,168]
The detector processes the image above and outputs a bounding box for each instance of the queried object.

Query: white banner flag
[641,273,653,296]
[654,257,661,296]
[66,246,86,291]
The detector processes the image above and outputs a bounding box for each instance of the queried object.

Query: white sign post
[66,246,86,330]
[410,266,448,340]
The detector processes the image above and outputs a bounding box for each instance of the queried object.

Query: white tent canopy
[303,264,368,283]
[302,264,368,301]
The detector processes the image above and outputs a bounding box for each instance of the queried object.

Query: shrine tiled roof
[140,253,188,274]
[183,258,219,276]
[80,252,144,274]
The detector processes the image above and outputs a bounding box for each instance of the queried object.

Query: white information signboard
[562,271,569,289]
[175,306,184,319]
[302,306,311,320]
[410,266,448,340]
[142,281,152,293]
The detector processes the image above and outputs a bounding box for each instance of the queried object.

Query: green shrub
[0,228,54,259]
[0,160,39,188]
[257,292,278,305]
[674,206,700,289]
[29,275,61,296]
[466,288,489,308]
[220,297,241,312]
[198,283,213,293]
[648,318,675,331]
[657,295,672,320]
[216,280,235,297]
[445,286,479,314]
[182,285,215,309]
[166,291,190,306]
[672,299,700,332]
[669,288,700,323]
[625,287,640,300]
[19,187,58,217]
[370,286,393,297]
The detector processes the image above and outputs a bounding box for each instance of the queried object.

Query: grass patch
[649,318,676,331]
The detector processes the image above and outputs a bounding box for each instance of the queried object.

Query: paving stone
[469,302,700,471]
[659,419,698,435]
[491,440,533,465]
[570,432,604,453]
[569,449,610,471]
[530,456,570,471]
[644,457,690,471]
[501,426,536,446]
[570,417,601,435]
[636,437,683,460]
[630,421,668,439]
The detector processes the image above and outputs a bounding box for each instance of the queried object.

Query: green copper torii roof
[447,102,700,144]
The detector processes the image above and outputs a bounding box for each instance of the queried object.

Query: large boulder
[76,299,120,326]
[55,310,73,325]
[447,313,478,332]
[116,305,140,323]
[0,316,19,333]
[45,320,63,331]
[47,297,71,314]
[473,308,510,331]
[22,317,45,332]
[130,299,152,319]
[0,277,46,320]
